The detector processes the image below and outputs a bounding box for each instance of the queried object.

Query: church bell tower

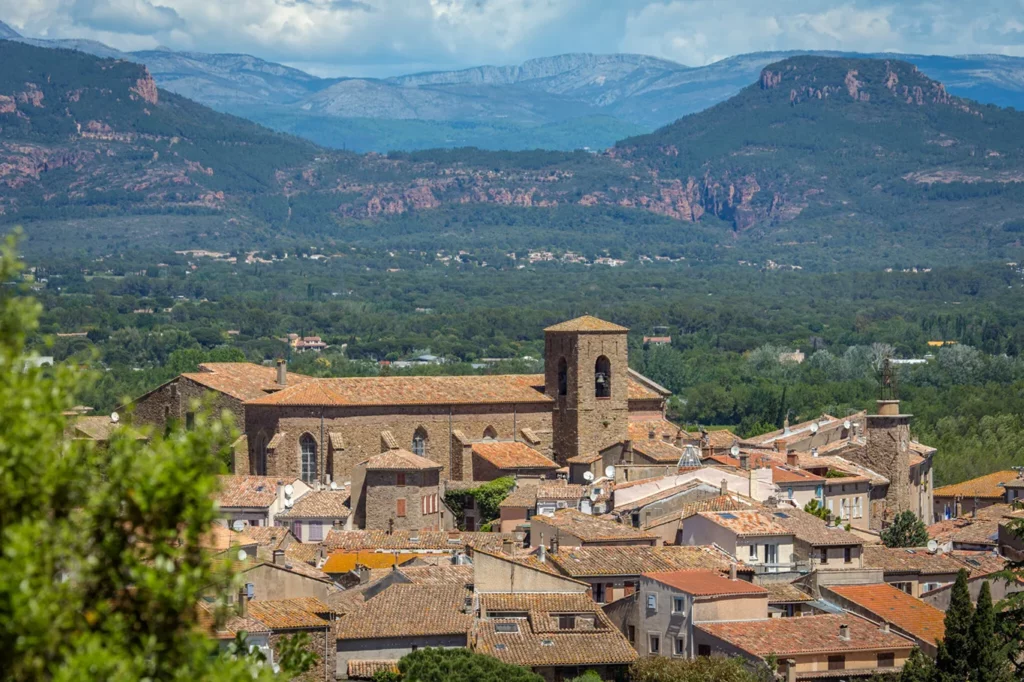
[544,315,630,465]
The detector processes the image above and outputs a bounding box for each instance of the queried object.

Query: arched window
[300,434,318,484]
[595,355,611,398]
[254,431,268,476]
[412,428,428,457]
[483,426,498,440]
[557,357,568,396]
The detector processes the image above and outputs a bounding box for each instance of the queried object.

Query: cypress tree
[899,647,936,682]
[935,569,974,682]
[969,581,1009,682]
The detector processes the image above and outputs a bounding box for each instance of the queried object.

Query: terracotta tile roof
[398,564,475,585]
[363,448,442,471]
[933,470,1020,500]
[476,592,637,667]
[626,370,670,400]
[566,452,603,464]
[276,489,350,520]
[196,603,270,640]
[862,546,964,575]
[772,465,825,484]
[797,455,888,485]
[644,570,768,597]
[248,374,552,407]
[347,661,399,679]
[546,545,745,577]
[615,481,714,515]
[216,475,283,508]
[532,509,656,543]
[945,550,1008,578]
[242,526,293,550]
[284,542,322,565]
[201,525,257,551]
[246,597,333,631]
[266,431,286,449]
[828,583,946,646]
[182,362,312,402]
[536,481,587,501]
[336,584,473,640]
[323,529,518,552]
[697,510,792,538]
[704,429,740,448]
[628,418,694,443]
[322,551,419,573]
[926,509,1006,549]
[500,486,539,509]
[72,415,142,441]
[765,582,814,604]
[768,508,863,547]
[632,439,687,463]
[242,557,334,584]
[544,315,628,333]
[641,494,754,529]
[705,451,778,469]
[472,442,558,471]
[746,415,846,445]
[698,613,915,657]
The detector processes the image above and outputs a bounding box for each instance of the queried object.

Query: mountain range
[3,39,1024,270]
[3,19,1024,153]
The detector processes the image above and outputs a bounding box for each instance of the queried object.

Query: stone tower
[544,315,630,465]
[865,399,913,520]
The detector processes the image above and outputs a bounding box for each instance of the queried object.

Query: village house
[643,493,755,545]
[861,546,962,597]
[275,488,351,542]
[768,507,865,570]
[696,613,916,680]
[245,597,338,682]
[348,448,444,532]
[215,475,311,528]
[680,510,795,574]
[467,440,560,481]
[497,480,589,533]
[763,582,817,618]
[228,550,337,603]
[932,469,1023,520]
[821,583,946,656]
[529,508,659,549]
[604,568,768,658]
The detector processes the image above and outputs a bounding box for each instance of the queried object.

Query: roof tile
[828,583,946,645]
[698,613,915,657]
[643,569,768,597]
[532,509,656,543]
[933,470,1020,499]
[472,442,558,471]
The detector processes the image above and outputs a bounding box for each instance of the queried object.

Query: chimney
[276,358,287,386]
[839,624,850,641]
[538,543,546,563]
[387,518,394,536]
[720,479,729,496]
[502,537,515,555]
[273,549,285,566]
[787,451,799,467]
[785,659,797,682]
[739,453,749,470]
[880,622,890,633]
[729,564,737,581]
[550,535,559,555]
[237,587,248,617]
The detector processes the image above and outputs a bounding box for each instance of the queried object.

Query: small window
[877,652,895,668]
[396,472,406,487]
[828,655,846,671]
[844,547,853,564]
[646,594,657,611]
[300,434,318,484]
[593,583,606,603]
[396,498,406,517]
[540,639,554,647]
[412,428,427,457]
[820,548,828,565]
[558,614,576,630]
[495,622,519,634]
[672,597,685,613]
[483,426,497,440]
[648,634,660,655]
[749,545,758,560]
[185,412,195,431]
[675,638,685,656]
[698,644,711,657]
[627,625,635,644]
[787,486,794,499]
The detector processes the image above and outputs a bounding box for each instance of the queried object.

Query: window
[826,498,834,514]
[421,493,438,515]
[877,652,895,668]
[627,625,635,644]
[299,434,317,484]
[557,357,568,396]
[396,472,406,486]
[396,498,406,517]
[411,428,427,457]
[673,597,685,613]
[698,645,711,657]
[749,544,758,561]
[787,486,794,499]
[853,497,863,519]
[593,583,605,603]
[827,655,846,671]
[844,547,853,564]
[894,582,913,594]
[675,638,685,656]
[185,412,195,431]
[765,544,778,569]
[840,498,849,520]
[820,547,829,565]
[293,520,302,539]
[816,485,824,498]
[254,432,268,476]
[595,356,611,398]
[483,426,497,440]
[308,522,323,542]
[558,615,576,630]
[495,622,519,634]
[648,634,660,655]
[646,594,657,611]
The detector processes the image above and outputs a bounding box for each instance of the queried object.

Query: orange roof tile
[772,465,825,484]
[336,584,472,639]
[196,603,269,640]
[704,429,740,448]
[828,583,946,646]
[322,551,418,573]
[324,529,519,552]
[945,550,1008,579]
[276,489,350,520]
[628,418,694,443]
[933,470,1020,500]
[247,597,333,630]
[472,441,558,471]
[632,439,687,463]
[215,475,283,508]
[532,509,656,543]
[768,508,863,547]
[698,613,915,657]
[764,582,814,603]
[363,448,443,471]
[182,362,312,401]
[347,661,399,680]
[696,510,792,537]
[546,545,746,578]
[862,546,964,575]
[643,570,768,597]
[544,315,628,333]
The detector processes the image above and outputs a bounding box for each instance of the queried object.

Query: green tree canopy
[630,655,771,682]
[397,647,542,682]
[935,569,975,682]
[881,511,930,548]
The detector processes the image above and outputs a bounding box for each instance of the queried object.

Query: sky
[3,0,1024,77]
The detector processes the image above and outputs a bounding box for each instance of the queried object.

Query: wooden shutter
[396,498,406,517]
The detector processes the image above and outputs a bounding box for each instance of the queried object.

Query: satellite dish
[237,549,248,561]
[110,411,120,424]
[231,519,245,532]
[604,465,616,479]
[927,540,938,553]
[843,420,852,430]
[284,498,293,508]
[730,445,740,457]
[589,489,599,502]
[583,471,595,482]
[810,423,819,434]
[284,484,294,498]
[330,481,338,490]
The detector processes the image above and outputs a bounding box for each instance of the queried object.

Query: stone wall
[862,413,912,520]
[269,627,335,682]
[364,469,440,531]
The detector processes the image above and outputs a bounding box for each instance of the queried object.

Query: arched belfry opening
[557,357,568,396]
[595,355,611,398]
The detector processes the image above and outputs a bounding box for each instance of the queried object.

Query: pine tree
[881,510,930,548]
[899,647,936,682]
[969,581,1010,682]
[935,569,975,682]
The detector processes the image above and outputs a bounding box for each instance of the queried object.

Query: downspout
[449,405,454,477]
[319,407,325,487]
[513,403,517,442]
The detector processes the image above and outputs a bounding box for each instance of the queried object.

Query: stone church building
[238,316,670,487]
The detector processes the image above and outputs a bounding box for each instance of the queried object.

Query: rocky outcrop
[130,71,159,105]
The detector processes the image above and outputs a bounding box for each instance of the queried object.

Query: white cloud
[3,0,1024,74]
